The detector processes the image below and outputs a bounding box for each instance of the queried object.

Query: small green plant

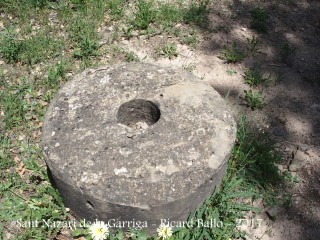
[273,74,284,86]
[247,36,262,55]
[250,8,269,33]
[124,51,140,62]
[73,37,99,59]
[132,0,155,30]
[283,171,300,184]
[157,43,178,59]
[45,61,68,91]
[123,27,134,40]
[244,89,266,110]
[280,42,295,62]
[226,69,237,76]
[183,63,196,72]
[220,42,245,63]
[243,69,270,87]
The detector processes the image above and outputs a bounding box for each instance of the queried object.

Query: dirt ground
[99,0,320,239]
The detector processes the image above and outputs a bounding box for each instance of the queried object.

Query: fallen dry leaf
[16,162,26,178]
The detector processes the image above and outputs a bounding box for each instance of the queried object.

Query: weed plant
[247,36,262,55]
[226,69,237,76]
[244,89,266,110]
[243,69,270,87]
[250,8,269,33]
[156,42,178,59]
[220,43,245,63]
[280,42,295,62]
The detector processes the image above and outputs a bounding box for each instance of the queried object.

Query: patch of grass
[20,32,62,65]
[28,0,51,8]
[0,146,68,239]
[243,69,270,87]
[103,45,140,63]
[183,0,210,28]
[280,42,295,62]
[180,34,198,46]
[132,0,155,30]
[73,37,99,59]
[0,136,14,170]
[220,42,245,63]
[65,0,107,60]
[179,29,199,48]
[0,29,21,64]
[155,2,184,29]
[68,17,100,59]
[130,1,207,34]
[0,29,63,65]
[157,42,178,59]
[44,61,69,95]
[106,0,127,20]
[172,177,256,239]
[250,8,269,33]
[230,117,285,205]
[0,0,54,22]
[247,36,262,55]
[1,63,69,240]
[0,0,51,9]
[0,79,30,130]
[244,89,266,110]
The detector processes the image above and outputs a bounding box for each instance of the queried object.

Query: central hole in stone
[117,99,161,128]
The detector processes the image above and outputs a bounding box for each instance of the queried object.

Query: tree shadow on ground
[195,0,320,147]
[190,0,320,238]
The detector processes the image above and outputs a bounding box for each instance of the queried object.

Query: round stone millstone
[42,63,236,232]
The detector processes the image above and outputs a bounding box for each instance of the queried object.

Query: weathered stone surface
[42,63,236,232]
[289,150,308,171]
[266,206,283,221]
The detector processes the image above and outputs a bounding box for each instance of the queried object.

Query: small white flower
[157,224,173,239]
[89,221,109,240]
